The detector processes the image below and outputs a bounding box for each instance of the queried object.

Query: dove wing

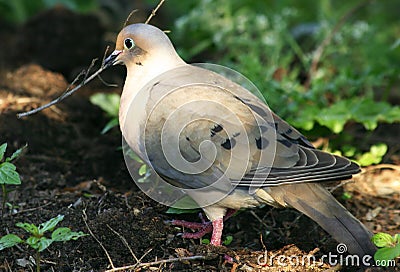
[124,65,359,195]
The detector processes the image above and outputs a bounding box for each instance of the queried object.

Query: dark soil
[1,7,399,272]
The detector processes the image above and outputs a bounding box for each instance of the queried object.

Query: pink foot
[170,213,212,239]
[169,209,236,244]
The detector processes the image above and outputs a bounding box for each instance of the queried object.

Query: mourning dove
[104,23,376,257]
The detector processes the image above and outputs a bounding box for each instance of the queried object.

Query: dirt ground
[1,7,399,272]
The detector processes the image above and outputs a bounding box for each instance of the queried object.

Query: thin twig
[98,45,119,87]
[106,224,139,263]
[328,179,354,193]
[123,9,139,28]
[105,255,207,272]
[13,202,52,215]
[137,247,154,264]
[82,209,115,269]
[249,210,269,230]
[101,46,110,67]
[16,57,109,118]
[145,0,166,24]
[305,0,372,89]
[97,75,119,88]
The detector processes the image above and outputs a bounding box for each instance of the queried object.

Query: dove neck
[119,53,186,130]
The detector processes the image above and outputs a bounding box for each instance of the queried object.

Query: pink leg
[210,218,223,246]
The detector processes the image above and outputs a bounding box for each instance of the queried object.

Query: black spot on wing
[212,124,223,132]
[268,121,279,130]
[277,138,292,148]
[233,95,247,104]
[221,138,236,150]
[256,137,269,150]
[211,124,223,137]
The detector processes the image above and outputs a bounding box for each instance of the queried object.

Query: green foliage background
[169,0,400,164]
[2,0,399,165]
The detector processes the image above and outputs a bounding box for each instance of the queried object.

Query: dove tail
[267,183,376,257]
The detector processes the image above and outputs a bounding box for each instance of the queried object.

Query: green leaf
[0,143,7,161]
[0,234,22,250]
[38,215,64,234]
[166,207,200,214]
[6,144,27,162]
[374,244,400,264]
[90,93,120,117]
[0,162,21,185]
[138,164,147,176]
[289,106,319,131]
[101,117,119,134]
[25,236,40,248]
[395,234,400,243]
[125,148,143,163]
[201,238,210,245]
[166,196,201,212]
[372,232,396,248]
[341,192,352,200]
[51,227,87,242]
[16,222,39,235]
[26,236,53,252]
[357,143,388,166]
[316,101,351,133]
[37,237,53,252]
[223,235,233,245]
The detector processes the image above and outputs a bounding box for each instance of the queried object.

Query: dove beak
[104,50,123,68]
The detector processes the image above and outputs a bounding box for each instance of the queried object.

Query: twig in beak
[16,58,108,119]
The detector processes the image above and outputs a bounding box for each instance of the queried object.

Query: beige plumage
[104,23,376,257]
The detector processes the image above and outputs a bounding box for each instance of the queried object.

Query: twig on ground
[137,247,154,264]
[249,210,269,230]
[82,209,115,269]
[13,202,52,215]
[104,255,207,272]
[323,264,342,272]
[106,224,139,263]
[145,0,166,24]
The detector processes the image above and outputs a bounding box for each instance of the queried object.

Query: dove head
[104,23,185,70]
[104,24,186,135]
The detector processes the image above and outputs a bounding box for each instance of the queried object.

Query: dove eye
[124,38,135,50]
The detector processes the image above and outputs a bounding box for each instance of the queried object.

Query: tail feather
[267,183,377,257]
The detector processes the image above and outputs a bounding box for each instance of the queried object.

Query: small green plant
[90,92,120,134]
[372,232,400,266]
[341,191,352,200]
[0,143,26,216]
[0,214,87,272]
[201,235,233,246]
